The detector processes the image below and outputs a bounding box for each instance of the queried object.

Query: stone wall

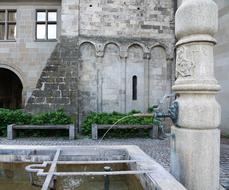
[0,0,61,105]
[80,0,175,39]
[0,0,176,128]
[77,36,174,124]
[214,0,229,133]
[61,0,79,36]
[26,37,78,114]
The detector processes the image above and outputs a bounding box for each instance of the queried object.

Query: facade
[0,0,228,133]
[0,0,176,126]
[0,0,228,134]
[213,0,229,134]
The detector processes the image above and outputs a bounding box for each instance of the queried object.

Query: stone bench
[7,124,76,140]
[91,124,158,140]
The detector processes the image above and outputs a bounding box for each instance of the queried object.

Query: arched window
[132,75,137,100]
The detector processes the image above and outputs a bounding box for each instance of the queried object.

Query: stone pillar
[120,50,128,113]
[96,53,104,113]
[171,0,221,190]
[144,52,150,112]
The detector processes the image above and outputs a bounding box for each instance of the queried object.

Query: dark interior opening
[132,75,137,101]
[0,68,23,109]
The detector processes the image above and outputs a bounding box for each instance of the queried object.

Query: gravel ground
[0,137,228,189]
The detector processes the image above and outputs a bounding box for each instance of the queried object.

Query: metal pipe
[104,166,112,190]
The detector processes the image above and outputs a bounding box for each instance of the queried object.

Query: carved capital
[120,51,128,58]
[143,53,151,60]
[96,51,104,57]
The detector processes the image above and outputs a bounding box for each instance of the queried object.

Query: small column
[120,50,128,113]
[171,0,221,190]
[96,51,104,112]
[143,53,150,112]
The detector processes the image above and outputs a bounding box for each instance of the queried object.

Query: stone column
[171,0,221,190]
[96,52,104,113]
[120,50,128,113]
[143,52,150,112]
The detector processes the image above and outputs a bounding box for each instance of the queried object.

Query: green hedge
[82,111,158,138]
[0,108,72,136]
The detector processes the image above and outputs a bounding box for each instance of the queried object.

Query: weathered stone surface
[0,1,60,104]
[176,0,218,40]
[79,0,175,39]
[26,34,174,127]
[0,0,175,128]
[171,126,220,190]
[26,37,78,114]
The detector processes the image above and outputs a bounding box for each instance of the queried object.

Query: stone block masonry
[26,37,79,114]
[0,1,61,105]
[26,35,174,129]
[79,0,175,39]
[25,0,176,128]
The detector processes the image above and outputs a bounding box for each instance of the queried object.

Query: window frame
[0,9,17,42]
[35,9,57,42]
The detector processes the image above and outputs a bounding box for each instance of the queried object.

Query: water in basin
[0,162,144,190]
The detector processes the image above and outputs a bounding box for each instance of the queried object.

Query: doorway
[0,68,23,109]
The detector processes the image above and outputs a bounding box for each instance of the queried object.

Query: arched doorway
[0,68,23,109]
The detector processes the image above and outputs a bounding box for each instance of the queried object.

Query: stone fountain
[0,1,222,190]
[171,0,221,189]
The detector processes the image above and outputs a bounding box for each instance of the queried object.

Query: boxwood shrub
[0,108,72,137]
[82,110,157,138]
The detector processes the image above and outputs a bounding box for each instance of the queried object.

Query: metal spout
[154,101,179,124]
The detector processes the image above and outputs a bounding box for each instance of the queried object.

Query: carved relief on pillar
[176,46,195,78]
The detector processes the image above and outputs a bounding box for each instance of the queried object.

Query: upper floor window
[0,10,17,41]
[36,10,57,40]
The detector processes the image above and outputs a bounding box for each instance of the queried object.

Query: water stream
[98,115,136,145]
[97,93,175,144]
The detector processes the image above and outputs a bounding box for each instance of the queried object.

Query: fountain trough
[0,145,186,190]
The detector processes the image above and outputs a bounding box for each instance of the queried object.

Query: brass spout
[132,113,152,117]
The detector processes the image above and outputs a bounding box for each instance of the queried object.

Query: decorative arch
[103,42,120,56]
[149,45,169,106]
[126,43,145,112]
[127,43,145,59]
[150,43,170,59]
[127,42,147,57]
[101,42,122,112]
[79,41,96,49]
[79,41,96,57]
[78,41,98,123]
[150,46,167,64]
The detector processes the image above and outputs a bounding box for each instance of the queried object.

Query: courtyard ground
[0,137,228,189]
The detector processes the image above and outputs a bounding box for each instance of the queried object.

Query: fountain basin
[0,145,186,190]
